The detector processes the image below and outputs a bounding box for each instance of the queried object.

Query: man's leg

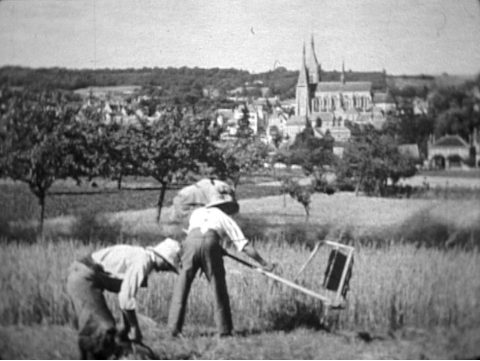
[201,231,233,336]
[67,262,117,359]
[167,236,200,336]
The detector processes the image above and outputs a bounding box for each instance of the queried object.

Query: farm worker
[167,178,275,337]
[66,238,181,359]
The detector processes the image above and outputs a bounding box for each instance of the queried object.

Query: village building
[427,132,479,169]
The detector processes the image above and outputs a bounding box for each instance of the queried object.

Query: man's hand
[128,326,143,343]
[121,309,142,342]
[261,262,277,273]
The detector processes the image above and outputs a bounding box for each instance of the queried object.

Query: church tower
[295,43,310,116]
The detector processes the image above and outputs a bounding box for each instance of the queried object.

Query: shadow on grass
[265,299,327,332]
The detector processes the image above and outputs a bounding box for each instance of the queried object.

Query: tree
[279,177,312,221]
[338,124,417,196]
[135,113,221,222]
[217,132,269,187]
[383,113,434,159]
[236,104,253,138]
[100,122,143,189]
[288,125,336,188]
[0,89,91,237]
[269,125,283,148]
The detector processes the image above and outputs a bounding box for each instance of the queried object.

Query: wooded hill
[1,66,389,100]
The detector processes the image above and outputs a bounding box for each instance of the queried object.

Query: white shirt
[91,245,156,310]
[187,206,249,252]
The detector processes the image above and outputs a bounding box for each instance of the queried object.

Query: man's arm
[242,243,275,272]
[118,256,151,342]
[215,209,275,271]
[120,309,142,342]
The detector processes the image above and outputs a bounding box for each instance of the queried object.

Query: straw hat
[149,238,181,273]
[205,181,239,215]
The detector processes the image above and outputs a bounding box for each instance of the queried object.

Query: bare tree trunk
[305,206,310,223]
[355,177,362,197]
[156,182,168,223]
[117,175,122,190]
[39,193,45,242]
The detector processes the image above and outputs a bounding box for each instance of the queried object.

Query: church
[288,36,389,143]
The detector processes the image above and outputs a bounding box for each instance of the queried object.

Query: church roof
[345,108,359,116]
[433,135,469,147]
[286,115,307,126]
[373,92,395,104]
[316,81,372,92]
[311,112,334,123]
[356,113,373,123]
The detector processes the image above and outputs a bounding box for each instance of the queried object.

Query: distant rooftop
[433,135,469,147]
[373,92,395,103]
[316,81,372,93]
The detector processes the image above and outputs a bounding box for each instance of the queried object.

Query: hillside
[1,66,388,99]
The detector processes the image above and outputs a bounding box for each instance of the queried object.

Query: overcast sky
[1,0,479,75]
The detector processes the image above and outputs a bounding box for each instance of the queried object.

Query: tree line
[0,66,389,100]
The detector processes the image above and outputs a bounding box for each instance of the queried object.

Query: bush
[235,214,268,241]
[396,209,480,250]
[0,210,37,244]
[70,211,123,244]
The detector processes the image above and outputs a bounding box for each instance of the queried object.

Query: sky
[0,0,479,76]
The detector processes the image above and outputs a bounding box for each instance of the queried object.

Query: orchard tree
[279,177,312,221]
[136,113,222,222]
[99,121,143,189]
[218,136,269,187]
[0,89,91,237]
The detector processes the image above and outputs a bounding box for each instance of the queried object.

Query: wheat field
[1,238,479,334]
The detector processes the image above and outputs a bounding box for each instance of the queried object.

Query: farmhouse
[427,133,478,169]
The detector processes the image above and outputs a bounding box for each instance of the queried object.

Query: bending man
[67,238,181,359]
[167,179,274,337]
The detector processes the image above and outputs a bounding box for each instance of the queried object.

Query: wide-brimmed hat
[205,181,239,214]
[149,238,181,273]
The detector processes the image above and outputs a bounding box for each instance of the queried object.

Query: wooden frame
[295,240,355,308]
[225,240,354,309]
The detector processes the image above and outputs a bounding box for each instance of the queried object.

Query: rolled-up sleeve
[217,211,249,252]
[118,256,150,310]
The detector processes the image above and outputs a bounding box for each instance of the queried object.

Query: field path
[1,323,479,359]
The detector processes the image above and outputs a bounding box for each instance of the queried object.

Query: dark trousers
[67,261,120,359]
[167,228,233,335]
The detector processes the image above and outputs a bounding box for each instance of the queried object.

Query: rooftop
[433,135,469,147]
[315,81,372,93]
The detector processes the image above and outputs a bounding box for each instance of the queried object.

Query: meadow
[1,174,480,358]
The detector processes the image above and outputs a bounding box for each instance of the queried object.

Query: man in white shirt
[167,179,274,337]
[66,238,181,359]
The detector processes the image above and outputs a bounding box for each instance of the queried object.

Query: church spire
[297,42,308,87]
[340,60,346,84]
[308,34,320,84]
[295,42,310,116]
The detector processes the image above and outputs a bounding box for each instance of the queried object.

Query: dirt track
[1,323,479,359]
